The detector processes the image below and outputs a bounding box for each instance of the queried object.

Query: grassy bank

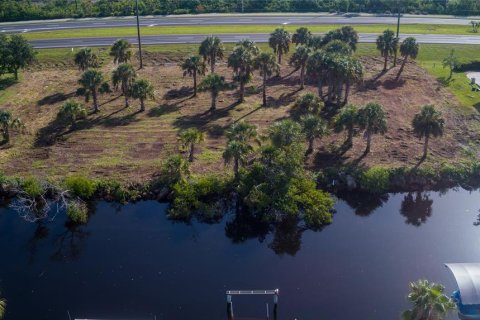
[22,23,479,40]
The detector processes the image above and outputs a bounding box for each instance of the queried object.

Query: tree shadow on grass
[37,91,76,106]
[0,76,17,91]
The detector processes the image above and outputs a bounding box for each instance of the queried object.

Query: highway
[29,33,480,49]
[0,13,475,34]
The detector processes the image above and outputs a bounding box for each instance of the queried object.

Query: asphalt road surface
[0,14,475,34]
[29,33,480,48]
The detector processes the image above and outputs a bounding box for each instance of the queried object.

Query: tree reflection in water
[400,192,433,226]
[337,191,390,217]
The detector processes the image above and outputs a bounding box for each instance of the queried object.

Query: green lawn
[23,23,479,40]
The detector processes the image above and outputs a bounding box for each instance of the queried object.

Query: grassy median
[22,23,479,40]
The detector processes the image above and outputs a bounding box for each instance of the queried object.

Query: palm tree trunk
[140,98,145,112]
[211,54,216,73]
[365,131,371,154]
[347,128,353,146]
[234,157,239,177]
[423,135,429,159]
[239,81,245,102]
[193,70,197,97]
[92,89,99,113]
[262,73,267,107]
[211,91,217,111]
[300,64,305,89]
[343,81,351,105]
[307,138,314,154]
[189,143,195,162]
[383,53,388,71]
[396,56,408,81]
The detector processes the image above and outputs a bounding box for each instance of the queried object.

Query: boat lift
[226,289,279,320]
[446,263,480,320]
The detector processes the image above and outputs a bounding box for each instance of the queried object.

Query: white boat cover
[446,263,480,305]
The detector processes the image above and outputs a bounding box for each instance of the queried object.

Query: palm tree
[402,280,456,320]
[443,49,458,80]
[223,140,253,177]
[181,55,206,97]
[253,52,279,107]
[334,104,359,147]
[300,114,328,154]
[397,37,419,80]
[109,39,132,64]
[198,73,228,111]
[74,47,99,71]
[292,27,312,46]
[112,63,137,108]
[290,93,323,120]
[376,30,399,71]
[269,28,291,64]
[228,45,255,103]
[412,105,445,159]
[226,121,258,144]
[0,110,23,143]
[289,45,311,89]
[0,297,5,320]
[58,100,87,128]
[130,79,154,112]
[178,128,204,162]
[78,69,104,113]
[199,36,225,73]
[358,102,387,154]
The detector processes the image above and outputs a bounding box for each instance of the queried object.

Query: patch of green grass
[23,23,479,41]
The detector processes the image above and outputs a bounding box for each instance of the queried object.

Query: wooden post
[273,290,279,320]
[227,294,234,320]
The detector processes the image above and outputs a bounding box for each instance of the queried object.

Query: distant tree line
[2,0,480,22]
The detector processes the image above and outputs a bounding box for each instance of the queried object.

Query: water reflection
[337,191,390,217]
[400,192,433,226]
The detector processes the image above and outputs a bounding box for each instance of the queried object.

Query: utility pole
[135,0,143,69]
[394,1,401,67]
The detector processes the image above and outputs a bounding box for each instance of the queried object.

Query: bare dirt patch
[0,52,476,182]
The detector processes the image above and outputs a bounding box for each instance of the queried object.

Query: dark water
[1,189,479,320]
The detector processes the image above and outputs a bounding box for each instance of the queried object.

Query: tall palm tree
[223,140,253,177]
[226,121,258,144]
[0,297,5,320]
[178,128,204,162]
[358,102,387,154]
[0,110,23,143]
[181,55,206,97]
[412,105,445,159]
[397,37,419,80]
[199,36,225,73]
[198,73,228,111]
[300,114,328,154]
[228,45,255,103]
[112,63,137,108]
[74,47,99,71]
[78,69,104,113]
[334,104,359,147]
[376,30,399,71]
[109,39,132,64]
[130,79,155,112]
[402,280,456,320]
[269,28,291,64]
[292,27,312,46]
[253,52,279,107]
[289,45,311,89]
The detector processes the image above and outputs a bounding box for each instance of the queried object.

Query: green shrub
[64,175,97,199]
[358,167,391,194]
[66,201,88,224]
[22,177,43,198]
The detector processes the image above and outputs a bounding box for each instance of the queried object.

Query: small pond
[1,188,480,319]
